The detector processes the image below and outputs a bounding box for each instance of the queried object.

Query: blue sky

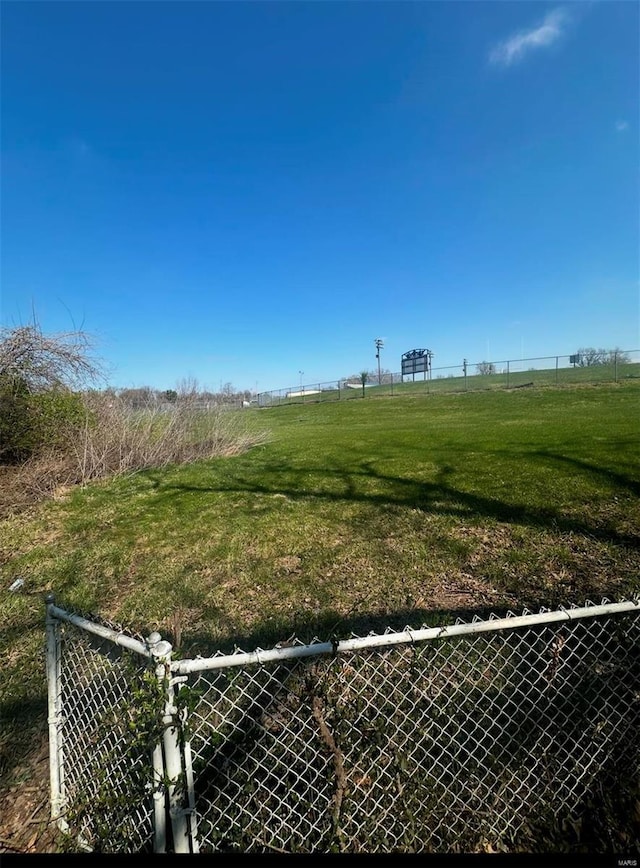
[2,1,638,394]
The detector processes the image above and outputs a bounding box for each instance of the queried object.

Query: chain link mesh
[51,603,640,853]
[56,618,157,853]
[184,608,639,853]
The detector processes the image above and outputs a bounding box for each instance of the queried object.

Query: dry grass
[70,392,268,482]
[0,393,269,518]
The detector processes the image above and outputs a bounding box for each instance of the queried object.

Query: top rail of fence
[170,597,640,675]
[47,598,152,659]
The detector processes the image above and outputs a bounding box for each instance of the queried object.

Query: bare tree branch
[0,323,104,392]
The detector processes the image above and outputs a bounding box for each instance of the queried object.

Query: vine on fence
[61,654,167,853]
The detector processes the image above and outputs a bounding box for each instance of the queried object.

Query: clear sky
[2,0,638,394]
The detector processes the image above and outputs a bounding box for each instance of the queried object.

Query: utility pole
[375,338,384,385]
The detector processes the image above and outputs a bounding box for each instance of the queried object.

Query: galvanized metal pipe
[173,599,639,675]
[181,723,200,854]
[151,741,167,854]
[147,632,170,853]
[45,594,64,825]
[49,604,151,658]
[148,634,191,854]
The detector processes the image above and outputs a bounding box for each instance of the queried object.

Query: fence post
[151,739,167,853]
[614,351,618,383]
[506,360,510,390]
[555,356,559,385]
[45,593,67,830]
[180,706,200,854]
[147,632,169,853]
[148,633,191,854]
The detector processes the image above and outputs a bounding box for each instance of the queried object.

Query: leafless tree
[176,376,200,400]
[345,368,393,385]
[607,347,630,364]
[0,322,103,393]
[117,386,157,409]
[575,347,608,367]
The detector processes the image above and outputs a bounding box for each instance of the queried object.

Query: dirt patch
[0,736,62,854]
[275,555,302,574]
[427,570,514,612]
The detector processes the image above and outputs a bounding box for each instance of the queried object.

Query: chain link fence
[45,600,185,853]
[46,597,640,853]
[256,350,640,407]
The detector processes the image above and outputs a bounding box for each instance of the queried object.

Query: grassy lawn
[1,380,639,794]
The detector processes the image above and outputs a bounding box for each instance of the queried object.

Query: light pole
[375,338,384,385]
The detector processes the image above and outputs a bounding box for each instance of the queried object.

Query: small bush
[0,377,86,464]
[0,375,32,463]
[0,321,102,465]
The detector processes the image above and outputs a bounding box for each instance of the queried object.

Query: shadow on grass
[530,450,640,498]
[0,696,48,788]
[146,457,640,551]
[0,608,51,790]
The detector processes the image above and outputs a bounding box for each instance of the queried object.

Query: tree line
[109,381,255,410]
[475,348,630,376]
[571,347,631,367]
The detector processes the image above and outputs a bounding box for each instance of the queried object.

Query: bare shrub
[0,321,103,464]
[0,322,103,392]
[0,394,268,516]
[14,450,78,502]
[70,391,269,483]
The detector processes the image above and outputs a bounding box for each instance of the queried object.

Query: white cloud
[616,120,629,132]
[489,8,570,67]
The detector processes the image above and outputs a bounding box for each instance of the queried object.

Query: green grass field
[1,380,639,792]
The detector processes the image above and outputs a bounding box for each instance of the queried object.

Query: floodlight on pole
[375,338,384,385]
